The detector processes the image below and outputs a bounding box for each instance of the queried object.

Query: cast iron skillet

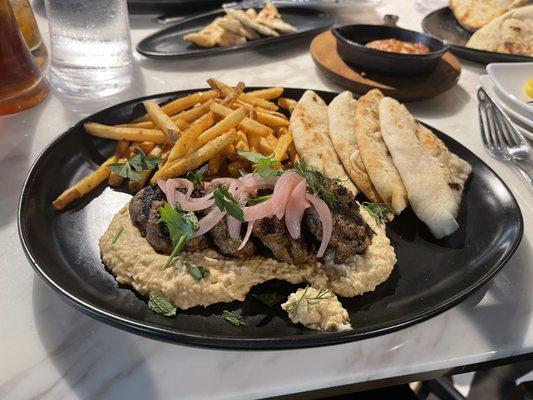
[422,7,533,65]
[18,88,523,350]
[332,24,449,76]
[137,7,335,58]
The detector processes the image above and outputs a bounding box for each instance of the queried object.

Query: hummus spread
[99,206,396,317]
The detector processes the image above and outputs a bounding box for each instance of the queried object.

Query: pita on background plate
[379,97,468,239]
[290,90,358,194]
[327,91,381,202]
[466,4,533,56]
[354,89,408,213]
[450,0,527,31]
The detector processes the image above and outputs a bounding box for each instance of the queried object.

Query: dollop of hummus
[281,287,352,332]
[99,206,396,311]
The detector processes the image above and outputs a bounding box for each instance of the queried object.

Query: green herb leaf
[247,194,272,205]
[293,158,343,207]
[252,292,285,307]
[237,151,283,177]
[186,166,207,189]
[361,202,396,227]
[185,262,205,280]
[222,310,245,327]
[108,148,163,182]
[112,226,124,244]
[213,187,244,221]
[148,291,176,317]
[108,161,142,182]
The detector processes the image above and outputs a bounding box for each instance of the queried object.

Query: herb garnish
[222,310,246,327]
[112,226,124,244]
[247,194,272,205]
[237,151,283,177]
[108,148,162,182]
[285,286,334,315]
[185,261,205,280]
[148,291,176,317]
[214,187,244,221]
[186,166,207,189]
[293,159,343,207]
[252,292,285,307]
[361,202,395,227]
[158,203,199,269]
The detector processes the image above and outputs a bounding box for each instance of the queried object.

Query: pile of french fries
[52,78,299,210]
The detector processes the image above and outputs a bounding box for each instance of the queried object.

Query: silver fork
[478,87,533,188]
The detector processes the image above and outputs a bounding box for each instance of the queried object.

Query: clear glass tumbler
[44,0,133,98]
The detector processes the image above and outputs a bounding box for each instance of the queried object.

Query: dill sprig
[361,202,396,227]
[285,286,334,315]
[293,159,343,207]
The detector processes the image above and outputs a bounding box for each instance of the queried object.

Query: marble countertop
[1,1,532,399]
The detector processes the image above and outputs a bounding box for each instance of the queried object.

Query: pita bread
[327,91,381,202]
[450,0,526,31]
[379,97,463,238]
[290,90,358,194]
[256,3,297,34]
[226,9,279,37]
[354,89,408,213]
[466,5,533,56]
[184,18,226,48]
[217,16,260,40]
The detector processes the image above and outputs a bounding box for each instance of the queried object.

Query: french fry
[84,123,173,144]
[152,131,237,182]
[246,87,284,100]
[288,143,299,163]
[134,90,219,122]
[274,129,293,162]
[221,81,246,107]
[129,145,163,192]
[167,111,215,162]
[52,155,118,210]
[265,133,278,148]
[259,137,274,155]
[277,97,297,113]
[208,78,278,111]
[207,153,225,176]
[227,159,249,177]
[248,131,260,153]
[186,107,247,155]
[118,117,189,131]
[256,111,289,128]
[136,141,157,154]
[108,140,131,186]
[172,99,214,123]
[225,142,236,156]
[210,102,272,137]
[234,129,249,152]
[144,100,181,140]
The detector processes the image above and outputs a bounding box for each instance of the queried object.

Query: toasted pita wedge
[218,16,260,40]
[379,97,465,238]
[291,90,358,194]
[328,91,381,202]
[450,0,526,31]
[256,3,297,33]
[354,89,407,213]
[184,19,225,47]
[245,8,258,19]
[226,9,279,37]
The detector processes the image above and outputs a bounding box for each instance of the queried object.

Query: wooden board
[310,31,462,102]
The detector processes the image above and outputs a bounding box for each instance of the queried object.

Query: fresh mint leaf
[185,262,205,280]
[223,310,245,327]
[213,187,244,221]
[148,291,176,317]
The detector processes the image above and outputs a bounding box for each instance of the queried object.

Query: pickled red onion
[306,194,332,258]
[270,171,304,219]
[285,180,310,239]
[193,207,226,237]
[238,220,255,250]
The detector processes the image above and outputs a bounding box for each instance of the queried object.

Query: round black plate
[19,88,523,349]
[422,7,533,65]
[137,7,335,58]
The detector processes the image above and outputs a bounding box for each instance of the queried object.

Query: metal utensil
[478,87,532,188]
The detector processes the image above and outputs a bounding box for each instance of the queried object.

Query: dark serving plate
[422,7,533,65]
[127,0,223,15]
[332,24,449,76]
[137,7,335,58]
[19,88,523,350]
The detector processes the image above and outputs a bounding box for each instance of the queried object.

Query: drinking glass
[0,0,49,115]
[10,0,48,68]
[43,0,133,98]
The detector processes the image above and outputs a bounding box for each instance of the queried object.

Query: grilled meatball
[209,218,256,259]
[252,217,313,265]
[129,185,165,236]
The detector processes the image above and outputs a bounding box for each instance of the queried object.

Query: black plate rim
[136,7,336,59]
[18,88,524,350]
[421,7,533,64]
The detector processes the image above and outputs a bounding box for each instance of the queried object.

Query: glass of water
[44,0,132,98]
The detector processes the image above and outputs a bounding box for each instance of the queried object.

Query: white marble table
[1,1,532,399]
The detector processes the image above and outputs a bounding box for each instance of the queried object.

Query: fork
[477,87,533,188]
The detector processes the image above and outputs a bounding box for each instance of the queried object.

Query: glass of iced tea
[0,0,49,115]
[10,0,47,68]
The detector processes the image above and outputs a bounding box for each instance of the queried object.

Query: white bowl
[487,63,533,118]
[480,75,533,141]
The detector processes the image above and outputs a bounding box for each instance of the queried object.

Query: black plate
[19,88,523,350]
[332,24,449,76]
[127,0,223,15]
[422,7,533,65]
[136,7,335,58]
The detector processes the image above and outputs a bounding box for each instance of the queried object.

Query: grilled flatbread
[217,16,260,40]
[291,90,358,194]
[184,18,226,48]
[354,89,407,213]
[328,91,381,202]
[450,0,526,31]
[226,9,279,37]
[379,97,464,238]
[466,5,533,56]
[256,3,297,33]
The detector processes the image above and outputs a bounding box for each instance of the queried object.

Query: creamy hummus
[99,206,396,313]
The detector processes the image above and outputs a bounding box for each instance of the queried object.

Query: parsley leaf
[361,202,396,227]
[185,262,205,280]
[148,291,176,317]
[186,166,207,189]
[237,151,283,177]
[214,187,244,221]
[108,148,163,182]
[223,310,245,327]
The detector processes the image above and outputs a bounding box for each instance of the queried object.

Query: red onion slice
[238,220,255,250]
[227,216,242,240]
[157,178,193,207]
[193,207,226,237]
[270,171,304,219]
[285,180,310,239]
[306,194,333,258]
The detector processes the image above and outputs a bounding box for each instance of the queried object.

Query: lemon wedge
[525,79,533,99]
